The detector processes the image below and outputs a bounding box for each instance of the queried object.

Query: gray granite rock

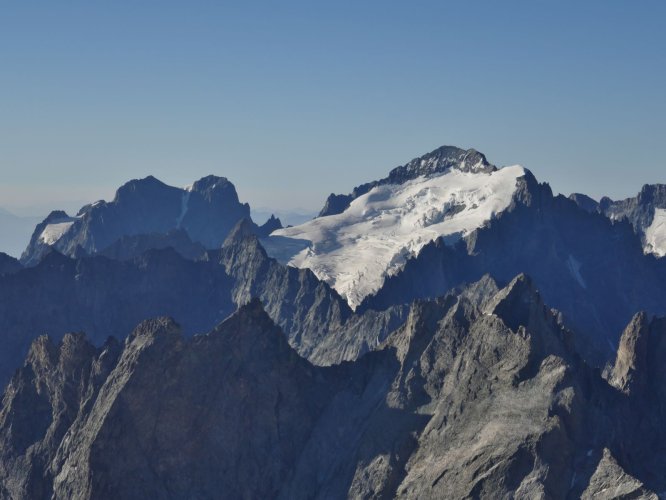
[2,278,664,498]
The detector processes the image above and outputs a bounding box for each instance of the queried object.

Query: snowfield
[268,165,526,309]
[645,208,666,257]
[39,220,76,245]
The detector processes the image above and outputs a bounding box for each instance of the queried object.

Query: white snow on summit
[645,208,666,257]
[267,165,526,309]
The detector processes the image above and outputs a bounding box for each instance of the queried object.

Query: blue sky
[1,1,665,215]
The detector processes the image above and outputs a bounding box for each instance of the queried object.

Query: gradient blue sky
[1,1,665,216]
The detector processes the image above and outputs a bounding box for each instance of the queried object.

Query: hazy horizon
[0,144,666,217]
[1,141,664,220]
[2,1,666,216]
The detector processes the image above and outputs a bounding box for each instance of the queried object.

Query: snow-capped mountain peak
[318,145,495,218]
[266,155,527,309]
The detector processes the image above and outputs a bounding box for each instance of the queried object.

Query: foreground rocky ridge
[1,278,664,499]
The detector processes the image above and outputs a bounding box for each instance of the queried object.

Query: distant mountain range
[1,144,666,498]
[571,184,666,257]
[20,175,281,265]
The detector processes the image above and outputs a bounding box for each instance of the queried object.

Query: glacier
[268,165,526,309]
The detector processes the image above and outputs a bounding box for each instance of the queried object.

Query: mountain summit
[319,145,495,217]
[20,175,277,265]
[267,146,526,309]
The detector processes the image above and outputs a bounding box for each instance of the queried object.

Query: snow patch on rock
[645,208,666,257]
[39,220,76,245]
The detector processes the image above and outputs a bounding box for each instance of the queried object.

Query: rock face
[599,184,666,228]
[607,313,666,495]
[0,303,328,499]
[97,228,207,261]
[0,333,121,499]
[0,248,236,387]
[568,192,599,213]
[220,219,408,364]
[581,448,657,500]
[1,279,664,498]
[318,145,494,217]
[573,183,666,257]
[609,312,651,395]
[21,175,256,265]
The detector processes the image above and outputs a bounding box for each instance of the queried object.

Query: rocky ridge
[0,219,407,386]
[1,278,664,498]
[570,184,666,257]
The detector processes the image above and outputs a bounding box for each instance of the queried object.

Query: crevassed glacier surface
[267,165,526,309]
